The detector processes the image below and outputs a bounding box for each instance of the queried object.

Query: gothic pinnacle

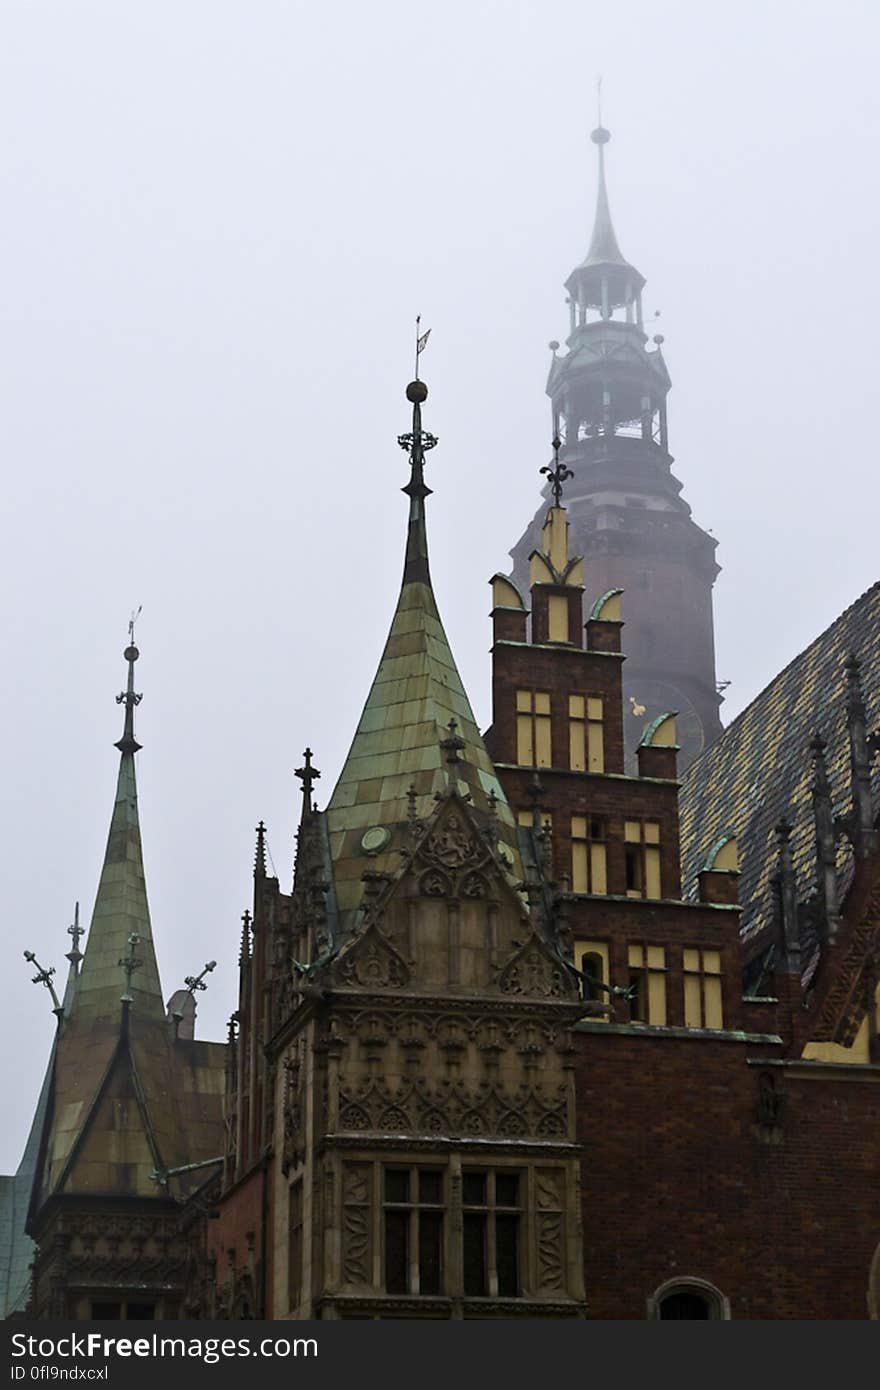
[254,820,267,878]
[295,749,321,817]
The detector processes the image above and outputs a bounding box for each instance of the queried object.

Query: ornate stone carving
[281,1041,306,1175]
[498,935,576,999]
[336,1076,568,1140]
[341,1163,372,1287]
[334,922,410,990]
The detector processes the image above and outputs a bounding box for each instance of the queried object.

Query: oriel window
[516,690,552,767]
[569,696,604,773]
[383,1166,444,1296]
[571,815,607,894]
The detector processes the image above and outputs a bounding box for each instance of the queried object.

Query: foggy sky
[1,0,878,1170]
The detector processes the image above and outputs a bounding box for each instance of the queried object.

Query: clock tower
[509,122,722,769]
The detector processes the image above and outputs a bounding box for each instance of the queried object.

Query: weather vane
[540,435,574,507]
[24,949,63,1016]
[184,960,217,995]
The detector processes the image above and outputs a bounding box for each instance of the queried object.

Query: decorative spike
[254,820,268,878]
[119,931,143,1004]
[439,719,466,784]
[239,910,252,965]
[65,901,84,967]
[23,949,63,1016]
[184,960,217,995]
[398,377,438,586]
[845,654,877,857]
[540,435,574,507]
[811,734,840,943]
[295,748,321,819]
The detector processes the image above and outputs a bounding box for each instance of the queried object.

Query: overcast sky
[1,0,878,1170]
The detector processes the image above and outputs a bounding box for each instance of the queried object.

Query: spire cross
[184,960,217,995]
[295,748,321,812]
[23,950,63,1015]
[115,616,143,756]
[119,932,143,1003]
[540,437,574,507]
[66,901,84,963]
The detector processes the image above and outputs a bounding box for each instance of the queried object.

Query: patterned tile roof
[679,583,880,961]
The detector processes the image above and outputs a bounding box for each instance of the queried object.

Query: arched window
[648,1278,730,1320]
[581,951,605,1002]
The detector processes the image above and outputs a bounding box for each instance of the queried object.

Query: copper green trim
[638,711,679,749]
[700,833,737,874]
[588,587,624,621]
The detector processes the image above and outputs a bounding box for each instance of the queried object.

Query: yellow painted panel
[590,843,607,895]
[569,695,585,718]
[587,722,604,774]
[645,821,660,845]
[517,810,533,828]
[628,944,643,968]
[570,720,586,772]
[713,838,739,871]
[625,821,641,843]
[705,977,723,1030]
[683,948,700,972]
[571,815,587,838]
[535,716,552,767]
[647,946,665,969]
[516,715,533,766]
[645,847,661,898]
[529,552,555,585]
[516,690,532,713]
[651,714,677,747]
[684,976,702,1028]
[802,1016,870,1063]
[544,508,569,571]
[648,972,667,1027]
[492,574,526,611]
[571,841,588,894]
[549,595,569,642]
[587,697,603,721]
[535,692,551,715]
[703,950,721,975]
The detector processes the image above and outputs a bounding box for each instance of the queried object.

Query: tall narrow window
[575,942,609,1006]
[571,816,607,894]
[627,945,667,1025]
[516,691,552,767]
[288,1180,303,1310]
[624,821,662,899]
[568,696,604,772]
[383,1166,445,1296]
[683,949,723,1029]
[462,1169,521,1298]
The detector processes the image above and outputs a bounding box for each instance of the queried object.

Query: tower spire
[584,118,626,268]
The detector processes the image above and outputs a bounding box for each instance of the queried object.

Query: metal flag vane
[119,931,143,1004]
[184,959,217,995]
[540,435,574,507]
[23,950,63,1016]
[398,318,438,498]
[115,607,143,755]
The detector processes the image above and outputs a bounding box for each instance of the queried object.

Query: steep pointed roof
[582,126,627,268]
[325,379,520,925]
[33,639,187,1205]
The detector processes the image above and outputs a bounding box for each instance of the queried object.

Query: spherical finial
[548,340,560,352]
[653,333,665,346]
[406,380,428,404]
[124,644,139,663]
[590,125,611,146]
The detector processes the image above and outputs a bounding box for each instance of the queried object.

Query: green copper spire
[582,124,627,269]
[70,632,164,1025]
[325,376,520,927]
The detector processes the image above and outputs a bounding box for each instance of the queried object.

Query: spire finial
[114,610,143,756]
[295,748,321,817]
[440,718,466,768]
[397,345,438,584]
[540,435,574,507]
[239,909,252,964]
[23,949,63,1016]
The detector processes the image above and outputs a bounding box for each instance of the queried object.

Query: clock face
[625,679,705,771]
